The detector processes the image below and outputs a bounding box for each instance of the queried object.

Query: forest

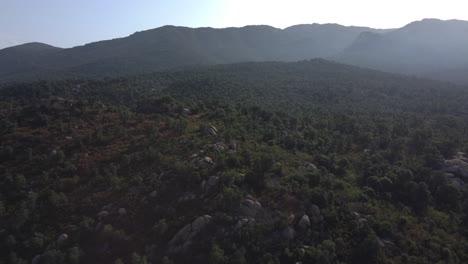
[1,60,468,264]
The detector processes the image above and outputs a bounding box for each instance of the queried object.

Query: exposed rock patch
[200,124,218,136]
[168,215,212,252]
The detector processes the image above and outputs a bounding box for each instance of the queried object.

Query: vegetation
[1,60,468,264]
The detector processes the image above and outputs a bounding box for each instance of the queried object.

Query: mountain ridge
[1,19,467,84]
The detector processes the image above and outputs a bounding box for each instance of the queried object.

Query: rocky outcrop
[203,142,227,152]
[443,159,468,178]
[182,108,191,115]
[188,154,216,169]
[97,211,110,220]
[446,173,465,190]
[216,108,226,117]
[239,198,262,217]
[307,204,323,224]
[118,208,127,216]
[201,176,220,192]
[230,140,239,152]
[178,192,196,202]
[234,218,253,229]
[281,226,296,240]
[299,161,317,172]
[200,124,218,136]
[297,215,311,230]
[57,233,68,243]
[168,215,212,252]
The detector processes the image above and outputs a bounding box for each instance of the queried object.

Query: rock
[239,199,262,217]
[94,222,103,232]
[32,255,41,264]
[203,176,220,191]
[230,140,239,152]
[299,161,317,172]
[190,156,216,169]
[200,124,218,136]
[216,108,226,117]
[178,193,196,202]
[234,218,252,229]
[101,203,114,211]
[297,215,311,230]
[118,208,127,216]
[202,142,227,152]
[443,159,468,178]
[447,173,464,190]
[57,233,68,243]
[213,142,227,152]
[168,215,212,252]
[97,211,110,220]
[191,215,212,231]
[309,204,320,217]
[377,238,385,247]
[182,108,191,115]
[381,239,396,248]
[149,190,158,198]
[281,226,296,240]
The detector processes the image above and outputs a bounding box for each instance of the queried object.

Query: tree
[209,244,227,264]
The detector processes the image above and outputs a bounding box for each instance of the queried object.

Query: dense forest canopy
[1,60,468,264]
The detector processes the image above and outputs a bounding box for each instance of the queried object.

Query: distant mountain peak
[0,42,61,52]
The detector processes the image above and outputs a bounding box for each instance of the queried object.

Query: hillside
[2,19,468,84]
[0,24,384,82]
[335,19,468,83]
[1,60,468,263]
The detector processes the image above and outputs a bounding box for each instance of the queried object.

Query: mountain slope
[1,19,468,84]
[335,19,468,83]
[0,24,382,82]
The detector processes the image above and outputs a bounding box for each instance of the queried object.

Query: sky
[1,0,468,49]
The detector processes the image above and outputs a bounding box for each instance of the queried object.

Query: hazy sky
[1,0,467,49]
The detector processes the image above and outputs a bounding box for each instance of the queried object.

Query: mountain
[335,19,468,83]
[0,24,382,82]
[0,42,62,80]
[1,19,468,84]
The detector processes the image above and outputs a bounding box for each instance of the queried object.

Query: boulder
[202,176,219,191]
[299,161,317,172]
[118,208,127,216]
[97,211,110,220]
[447,175,464,190]
[182,108,191,115]
[149,190,158,198]
[216,108,226,117]
[239,199,262,217]
[190,156,216,169]
[200,124,218,136]
[178,193,196,202]
[281,226,296,240]
[168,215,212,252]
[213,142,227,152]
[309,204,320,217]
[230,140,239,152]
[101,203,114,211]
[32,255,41,264]
[443,159,468,178]
[297,215,311,230]
[234,218,252,229]
[57,233,68,243]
